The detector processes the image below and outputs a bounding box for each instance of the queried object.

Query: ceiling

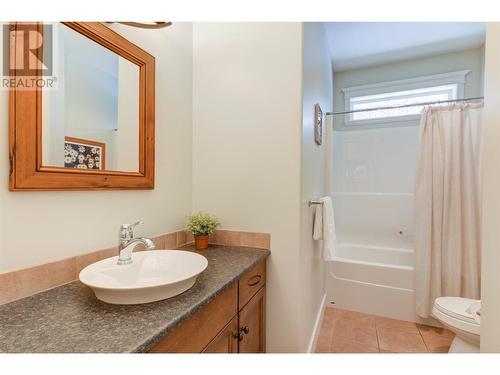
[325,22,486,72]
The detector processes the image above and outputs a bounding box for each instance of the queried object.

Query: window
[342,70,470,126]
[349,85,457,121]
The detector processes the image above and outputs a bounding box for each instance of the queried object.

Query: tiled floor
[315,306,455,353]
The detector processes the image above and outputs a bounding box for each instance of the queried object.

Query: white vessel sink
[79,250,208,305]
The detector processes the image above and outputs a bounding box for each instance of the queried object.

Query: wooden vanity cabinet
[202,316,239,353]
[238,260,266,307]
[149,260,266,353]
[238,287,266,353]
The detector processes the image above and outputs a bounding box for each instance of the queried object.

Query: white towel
[313,204,323,240]
[321,196,336,261]
[312,196,336,261]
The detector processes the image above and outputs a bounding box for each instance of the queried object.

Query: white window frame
[341,70,470,127]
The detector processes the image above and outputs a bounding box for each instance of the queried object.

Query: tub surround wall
[0,229,270,305]
[326,46,485,327]
[331,125,419,248]
[331,47,484,248]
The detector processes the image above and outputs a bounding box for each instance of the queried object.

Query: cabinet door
[149,284,238,353]
[238,287,266,353]
[202,316,239,353]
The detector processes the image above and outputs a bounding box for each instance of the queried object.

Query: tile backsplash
[0,229,192,305]
[0,229,270,305]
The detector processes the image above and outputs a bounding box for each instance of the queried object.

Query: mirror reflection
[42,23,140,172]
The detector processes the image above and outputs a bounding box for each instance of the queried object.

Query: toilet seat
[432,297,480,336]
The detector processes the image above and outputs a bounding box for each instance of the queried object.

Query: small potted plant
[186,212,220,250]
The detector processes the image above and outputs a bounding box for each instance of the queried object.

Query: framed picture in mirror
[64,137,106,170]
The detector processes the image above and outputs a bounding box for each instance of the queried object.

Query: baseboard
[307,293,327,353]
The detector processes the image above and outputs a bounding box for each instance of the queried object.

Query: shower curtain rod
[325,96,484,116]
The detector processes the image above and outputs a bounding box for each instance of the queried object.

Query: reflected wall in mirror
[9,22,155,190]
[42,23,140,173]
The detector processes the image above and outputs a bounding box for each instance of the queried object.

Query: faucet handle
[121,220,143,230]
[129,220,144,230]
[119,221,144,241]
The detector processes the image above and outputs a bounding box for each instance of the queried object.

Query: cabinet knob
[234,331,244,342]
[241,325,250,335]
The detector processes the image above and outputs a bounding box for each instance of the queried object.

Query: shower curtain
[415,102,483,318]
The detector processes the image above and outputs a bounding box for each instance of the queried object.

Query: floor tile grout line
[329,313,380,352]
[327,311,337,352]
[377,323,430,353]
[416,324,431,353]
[318,307,451,353]
[328,328,334,353]
[374,322,381,352]
[420,332,430,353]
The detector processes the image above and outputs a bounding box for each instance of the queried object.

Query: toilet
[432,297,481,353]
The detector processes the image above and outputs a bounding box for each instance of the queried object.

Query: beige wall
[480,22,500,352]
[300,22,333,351]
[2,22,330,353]
[0,23,193,272]
[192,22,304,352]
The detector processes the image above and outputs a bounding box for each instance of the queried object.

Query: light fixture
[106,22,172,29]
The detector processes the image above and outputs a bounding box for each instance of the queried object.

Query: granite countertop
[0,244,270,353]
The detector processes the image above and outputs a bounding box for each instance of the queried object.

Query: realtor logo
[2,23,57,90]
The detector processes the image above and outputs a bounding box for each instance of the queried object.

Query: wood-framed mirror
[8,22,155,191]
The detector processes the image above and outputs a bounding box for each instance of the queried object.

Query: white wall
[331,47,484,248]
[480,22,500,353]
[192,23,304,352]
[116,57,140,172]
[42,24,66,168]
[43,24,140,172]
[0,23,193,272]
[300,22,333,350]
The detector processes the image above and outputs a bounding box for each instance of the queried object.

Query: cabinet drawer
[238,261,266,309]
[149,283,238,353]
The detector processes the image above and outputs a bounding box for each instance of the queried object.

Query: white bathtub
[326,243,426,323]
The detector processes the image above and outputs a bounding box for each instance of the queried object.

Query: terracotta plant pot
[194,235,209,250]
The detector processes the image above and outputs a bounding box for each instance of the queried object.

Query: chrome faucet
[117,221,156,265]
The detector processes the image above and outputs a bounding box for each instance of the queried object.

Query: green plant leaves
[186,212,220,236]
